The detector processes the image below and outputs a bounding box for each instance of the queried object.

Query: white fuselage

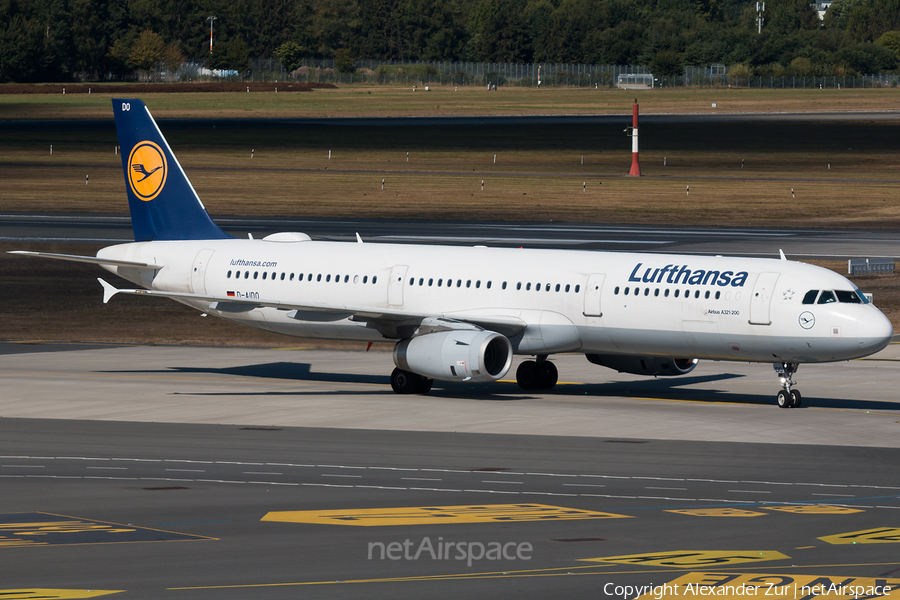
[98,238,893,364]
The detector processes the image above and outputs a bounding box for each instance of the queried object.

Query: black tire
[516,360,538,390]
[790,389,802,408]
[391,368,421,394]
[540,361,558,390]
[416,378,433,394]
[777,390,791,408]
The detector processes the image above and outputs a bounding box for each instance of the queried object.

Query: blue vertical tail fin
[112,98,230,242]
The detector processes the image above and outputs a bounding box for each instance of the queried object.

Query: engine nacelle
[394,330,513,383]
[586,354,698,377]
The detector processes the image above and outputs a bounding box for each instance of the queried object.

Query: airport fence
[167,59,900,89]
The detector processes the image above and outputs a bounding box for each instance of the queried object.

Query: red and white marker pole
[629,99,641,176]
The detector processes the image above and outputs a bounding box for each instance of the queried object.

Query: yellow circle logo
[128,141,167,201]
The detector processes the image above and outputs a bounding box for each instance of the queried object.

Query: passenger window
[818,290,836,304]
[526,283,532,291]
[235,271,240,279]
[516,282,522,290]
[281,273,286,281]
[428,278,433,286]
[290,273,295,281]
[466,280,471,288]
[694,290,699,299]
[409,277,414,285]
[502,282,507,290]
[227,270,232,278]
[644,288,649,296]
[565,284,570,292]
[344,275,349,283]
[715,291,720,299]
[326,275,331,282]
[555,284,560,292]
[654,288,659,297]
[545,284,550,291]
[487,281,491,289]
[373,276,377,284]
[363,275,368,284]
[664,289,670,297]
[272,272,276,279]
[317,274,322,282]
[674,289,679,298]
[262,272,267,280]
[535,282,540,291]
[353,275,359,283]
[624,287,630,295]
[802,290,818,304]
[574,285,580,293]
[475,280,481,288]
[253,272,259,280]
[244,271,249,279]
[704,290,709,299]
[307,273,312,281]
[614,286,620,295]
[457,279,462,287]
[835,290,862,303]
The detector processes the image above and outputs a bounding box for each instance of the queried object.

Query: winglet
[356,232,364,244]
[779,249,787,261]
[98,278,120,304]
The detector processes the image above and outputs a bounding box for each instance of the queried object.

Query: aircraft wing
[97,279,526,338]
[10,251,164,270]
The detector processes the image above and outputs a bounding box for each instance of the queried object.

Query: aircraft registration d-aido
[13,99,894,407]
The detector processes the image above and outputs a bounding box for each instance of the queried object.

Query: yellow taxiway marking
[819,527,900,544]
[666,508,767,517]
[261,503,631,526]
[635,572,900,600]
[580,551,790,568]
[0,590,122,599]
[766,506,864,515]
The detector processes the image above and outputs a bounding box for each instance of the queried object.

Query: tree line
[1,0,899,83]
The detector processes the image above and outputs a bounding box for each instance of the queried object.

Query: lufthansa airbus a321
[12,99,894,407]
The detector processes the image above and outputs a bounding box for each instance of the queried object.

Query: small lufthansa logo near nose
[799,311,816,330]
[128,141,167,201]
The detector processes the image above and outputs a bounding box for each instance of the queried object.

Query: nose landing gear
[774,362,801,408]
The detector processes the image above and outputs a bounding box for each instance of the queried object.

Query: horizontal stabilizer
[9,251,163,270]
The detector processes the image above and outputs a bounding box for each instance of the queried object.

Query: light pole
[756,2,765,34]
[207,16,217,52]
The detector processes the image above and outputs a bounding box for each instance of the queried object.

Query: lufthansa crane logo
[128,141,167,201]
[799,311,816,330]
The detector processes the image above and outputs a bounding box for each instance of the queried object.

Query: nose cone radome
[857,309,894,355]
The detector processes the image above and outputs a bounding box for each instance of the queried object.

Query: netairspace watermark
[602,583,893,600]
[368,537,532,568]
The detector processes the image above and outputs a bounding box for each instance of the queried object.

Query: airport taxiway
[2,343,900,599]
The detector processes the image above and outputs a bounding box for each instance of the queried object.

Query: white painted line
[482,480,523,485]
[322,474,362,478]
[401,477,443,481]
[727,490,772,494]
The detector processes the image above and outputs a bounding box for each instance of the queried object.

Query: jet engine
[394,329,513,383]
[586,354,698,376]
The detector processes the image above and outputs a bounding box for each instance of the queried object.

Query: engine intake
[394,329,513,383]
[586,354,698,377]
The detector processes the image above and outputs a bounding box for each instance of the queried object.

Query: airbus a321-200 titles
[12,99,894,407]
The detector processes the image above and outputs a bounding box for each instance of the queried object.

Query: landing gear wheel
[416,377,433,394]
[539,361,558,390]
[777,390,791,408]
[774,362,800,409]
[391,368,426,394]
[516,360,539,390]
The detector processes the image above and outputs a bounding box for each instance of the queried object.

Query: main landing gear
[390,368,433,394]
[516,356,558,391]
[774,362,801,408]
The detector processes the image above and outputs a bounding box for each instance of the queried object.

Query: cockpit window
[836,290,863,304]
[855,289,869,304]
[817,290,836,304]
[802,290,818,304]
